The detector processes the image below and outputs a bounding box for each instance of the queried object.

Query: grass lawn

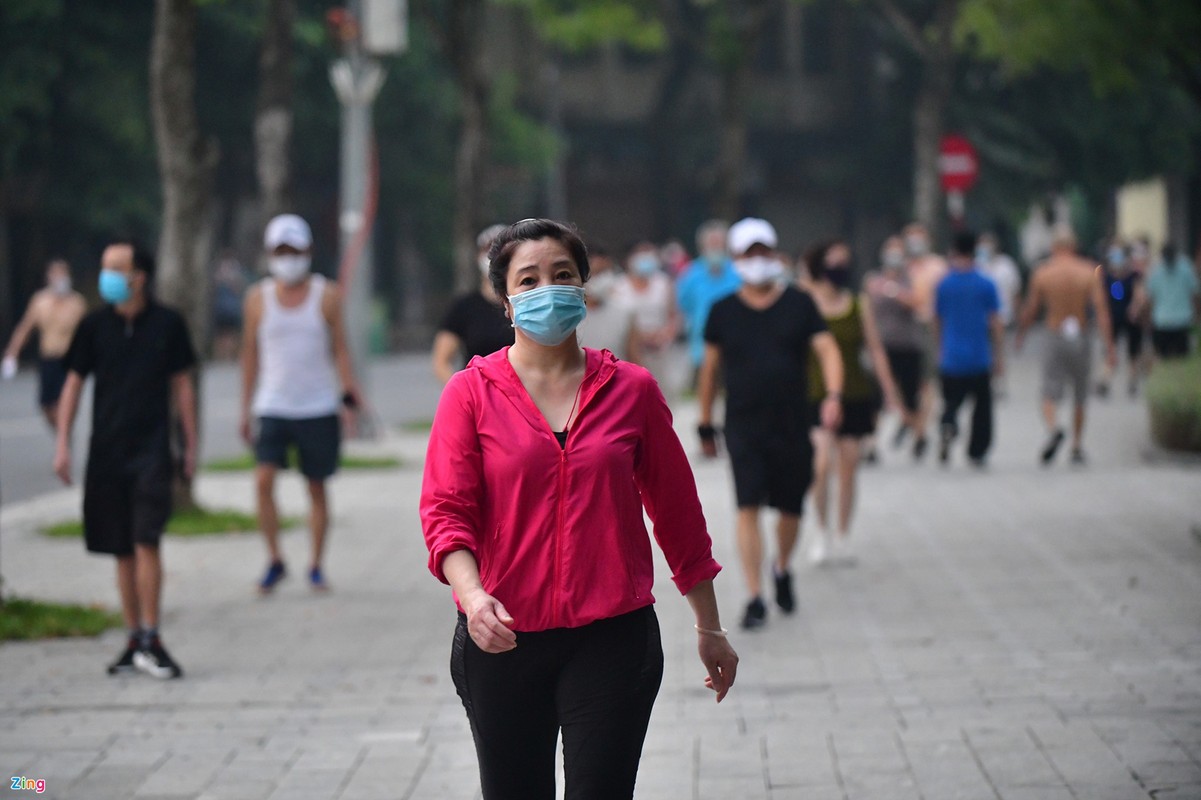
[0,597,122,640]
[204,453,402,471]
[42,507,300,538]
[398,418,434,433]
[1147,350,1201,453]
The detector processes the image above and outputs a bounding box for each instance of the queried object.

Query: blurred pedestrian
[934,230,1004,467]
[865,236,926,457]
[241,214,361,593]
[1143,243,1199,359]
[698,217,843,629]
[1016,229,1115,465]
[53,240,197,679]
[431,224,515,383]
[1095,238,1143,397]
[976,232,1022,328]
[2,258,88,429]
[803,240,902,565]
[677,220,742,389]
[613,242,680,389]
[576,245,639,359]
[421,218,737,800]
[211,249,250,361]
[903,222,948,460]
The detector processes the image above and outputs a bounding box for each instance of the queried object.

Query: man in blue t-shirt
[677,220,742,385]
[934,230,1004,466]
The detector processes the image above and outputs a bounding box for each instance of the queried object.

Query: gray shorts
[1042,334,1091,405]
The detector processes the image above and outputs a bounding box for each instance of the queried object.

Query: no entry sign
[939,134,978,193]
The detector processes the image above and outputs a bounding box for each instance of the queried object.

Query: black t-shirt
[439,291,514,362]
[703,286,828,418]
[65,302,197,469]
[1103,268,1139,323]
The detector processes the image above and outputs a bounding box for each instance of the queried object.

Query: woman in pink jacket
[421,219,739,799]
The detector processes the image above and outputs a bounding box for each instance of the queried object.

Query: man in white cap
[241,214,361,593]
[698,217,844,630]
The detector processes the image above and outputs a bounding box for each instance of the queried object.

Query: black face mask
[825,267,852,289]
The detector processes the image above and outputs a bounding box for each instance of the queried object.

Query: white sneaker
[830,534,858,566]
[807,529,831,565]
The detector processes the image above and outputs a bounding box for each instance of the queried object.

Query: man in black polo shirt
[54,240,198,679]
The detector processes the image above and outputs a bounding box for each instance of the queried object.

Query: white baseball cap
[264,214,313,250]
[727,217,778,256]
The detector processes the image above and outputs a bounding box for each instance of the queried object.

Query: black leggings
[450,605,664,800]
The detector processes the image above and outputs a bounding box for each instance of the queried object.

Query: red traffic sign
[939,134,978,193]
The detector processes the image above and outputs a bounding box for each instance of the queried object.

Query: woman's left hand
[698,634,738,703]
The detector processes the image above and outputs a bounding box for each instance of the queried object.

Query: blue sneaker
[258,560,287,593]
[309,565,329,592]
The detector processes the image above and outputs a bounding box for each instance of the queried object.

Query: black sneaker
[1040,429,1065,465]
[773,570,796,614]
[741,597,767,630]
[134,637,183,680]
[938,425,955,465]
[912,436,928,461]
[106,636,140,675]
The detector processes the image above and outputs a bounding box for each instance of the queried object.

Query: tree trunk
[445,0,490,294]
[911,77,947,234]
[0,187,11,339]
[150,0,219,510]
[909,0,957,239]
[256,0,295,223]
[709,0,776,221]
[713,61,751,221]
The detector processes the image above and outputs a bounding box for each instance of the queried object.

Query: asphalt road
[0,353,445,507]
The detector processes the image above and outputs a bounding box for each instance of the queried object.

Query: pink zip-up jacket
[421,346,721,632]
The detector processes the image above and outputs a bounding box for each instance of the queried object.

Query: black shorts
[255,414,341,479]
[38,357,68,408]
[1113,318,1144,359]
[885,348,923,414]
[1151,327,1191,359]
[724,412,813,515]
[83,460,172,556]
[810,397,880,439]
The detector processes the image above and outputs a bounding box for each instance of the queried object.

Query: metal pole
[331,0,384,438]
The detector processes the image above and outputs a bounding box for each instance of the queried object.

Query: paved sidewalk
[1,345,1199,799]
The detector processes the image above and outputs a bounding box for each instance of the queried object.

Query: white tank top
[252,276,340,418]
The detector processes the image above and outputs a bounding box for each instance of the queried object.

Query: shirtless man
[901,222,947,459]
[1016,230,1116,465]
[2,259,88,428]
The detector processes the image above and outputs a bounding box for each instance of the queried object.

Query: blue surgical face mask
[98,269,132,304]
[508,285,587,347]
[631,254,660,276]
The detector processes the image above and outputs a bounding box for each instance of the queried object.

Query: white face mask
[586,270,618,302]
[50,276,72,295]
[734,256,786,286]
[905,235,929,257]
[268,254,311,285]
[478,254,491,276]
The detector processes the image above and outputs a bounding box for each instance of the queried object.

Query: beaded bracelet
[694,625,729,637]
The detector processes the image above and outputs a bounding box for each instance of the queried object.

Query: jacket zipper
[553,445,567,628]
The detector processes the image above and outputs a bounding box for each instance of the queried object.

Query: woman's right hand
[461,587,518,653]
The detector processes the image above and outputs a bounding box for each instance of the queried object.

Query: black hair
[109,238,156,281]
[1162,243,1178,267]
[803,239,842,282]
[950,230,978,258]
[487,219,590,298]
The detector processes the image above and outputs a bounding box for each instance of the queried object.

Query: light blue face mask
[507,285,587,347]
[98,269,132,304]
[632,254,660,276]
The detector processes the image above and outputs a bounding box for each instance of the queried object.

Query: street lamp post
[329,0,404,437]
